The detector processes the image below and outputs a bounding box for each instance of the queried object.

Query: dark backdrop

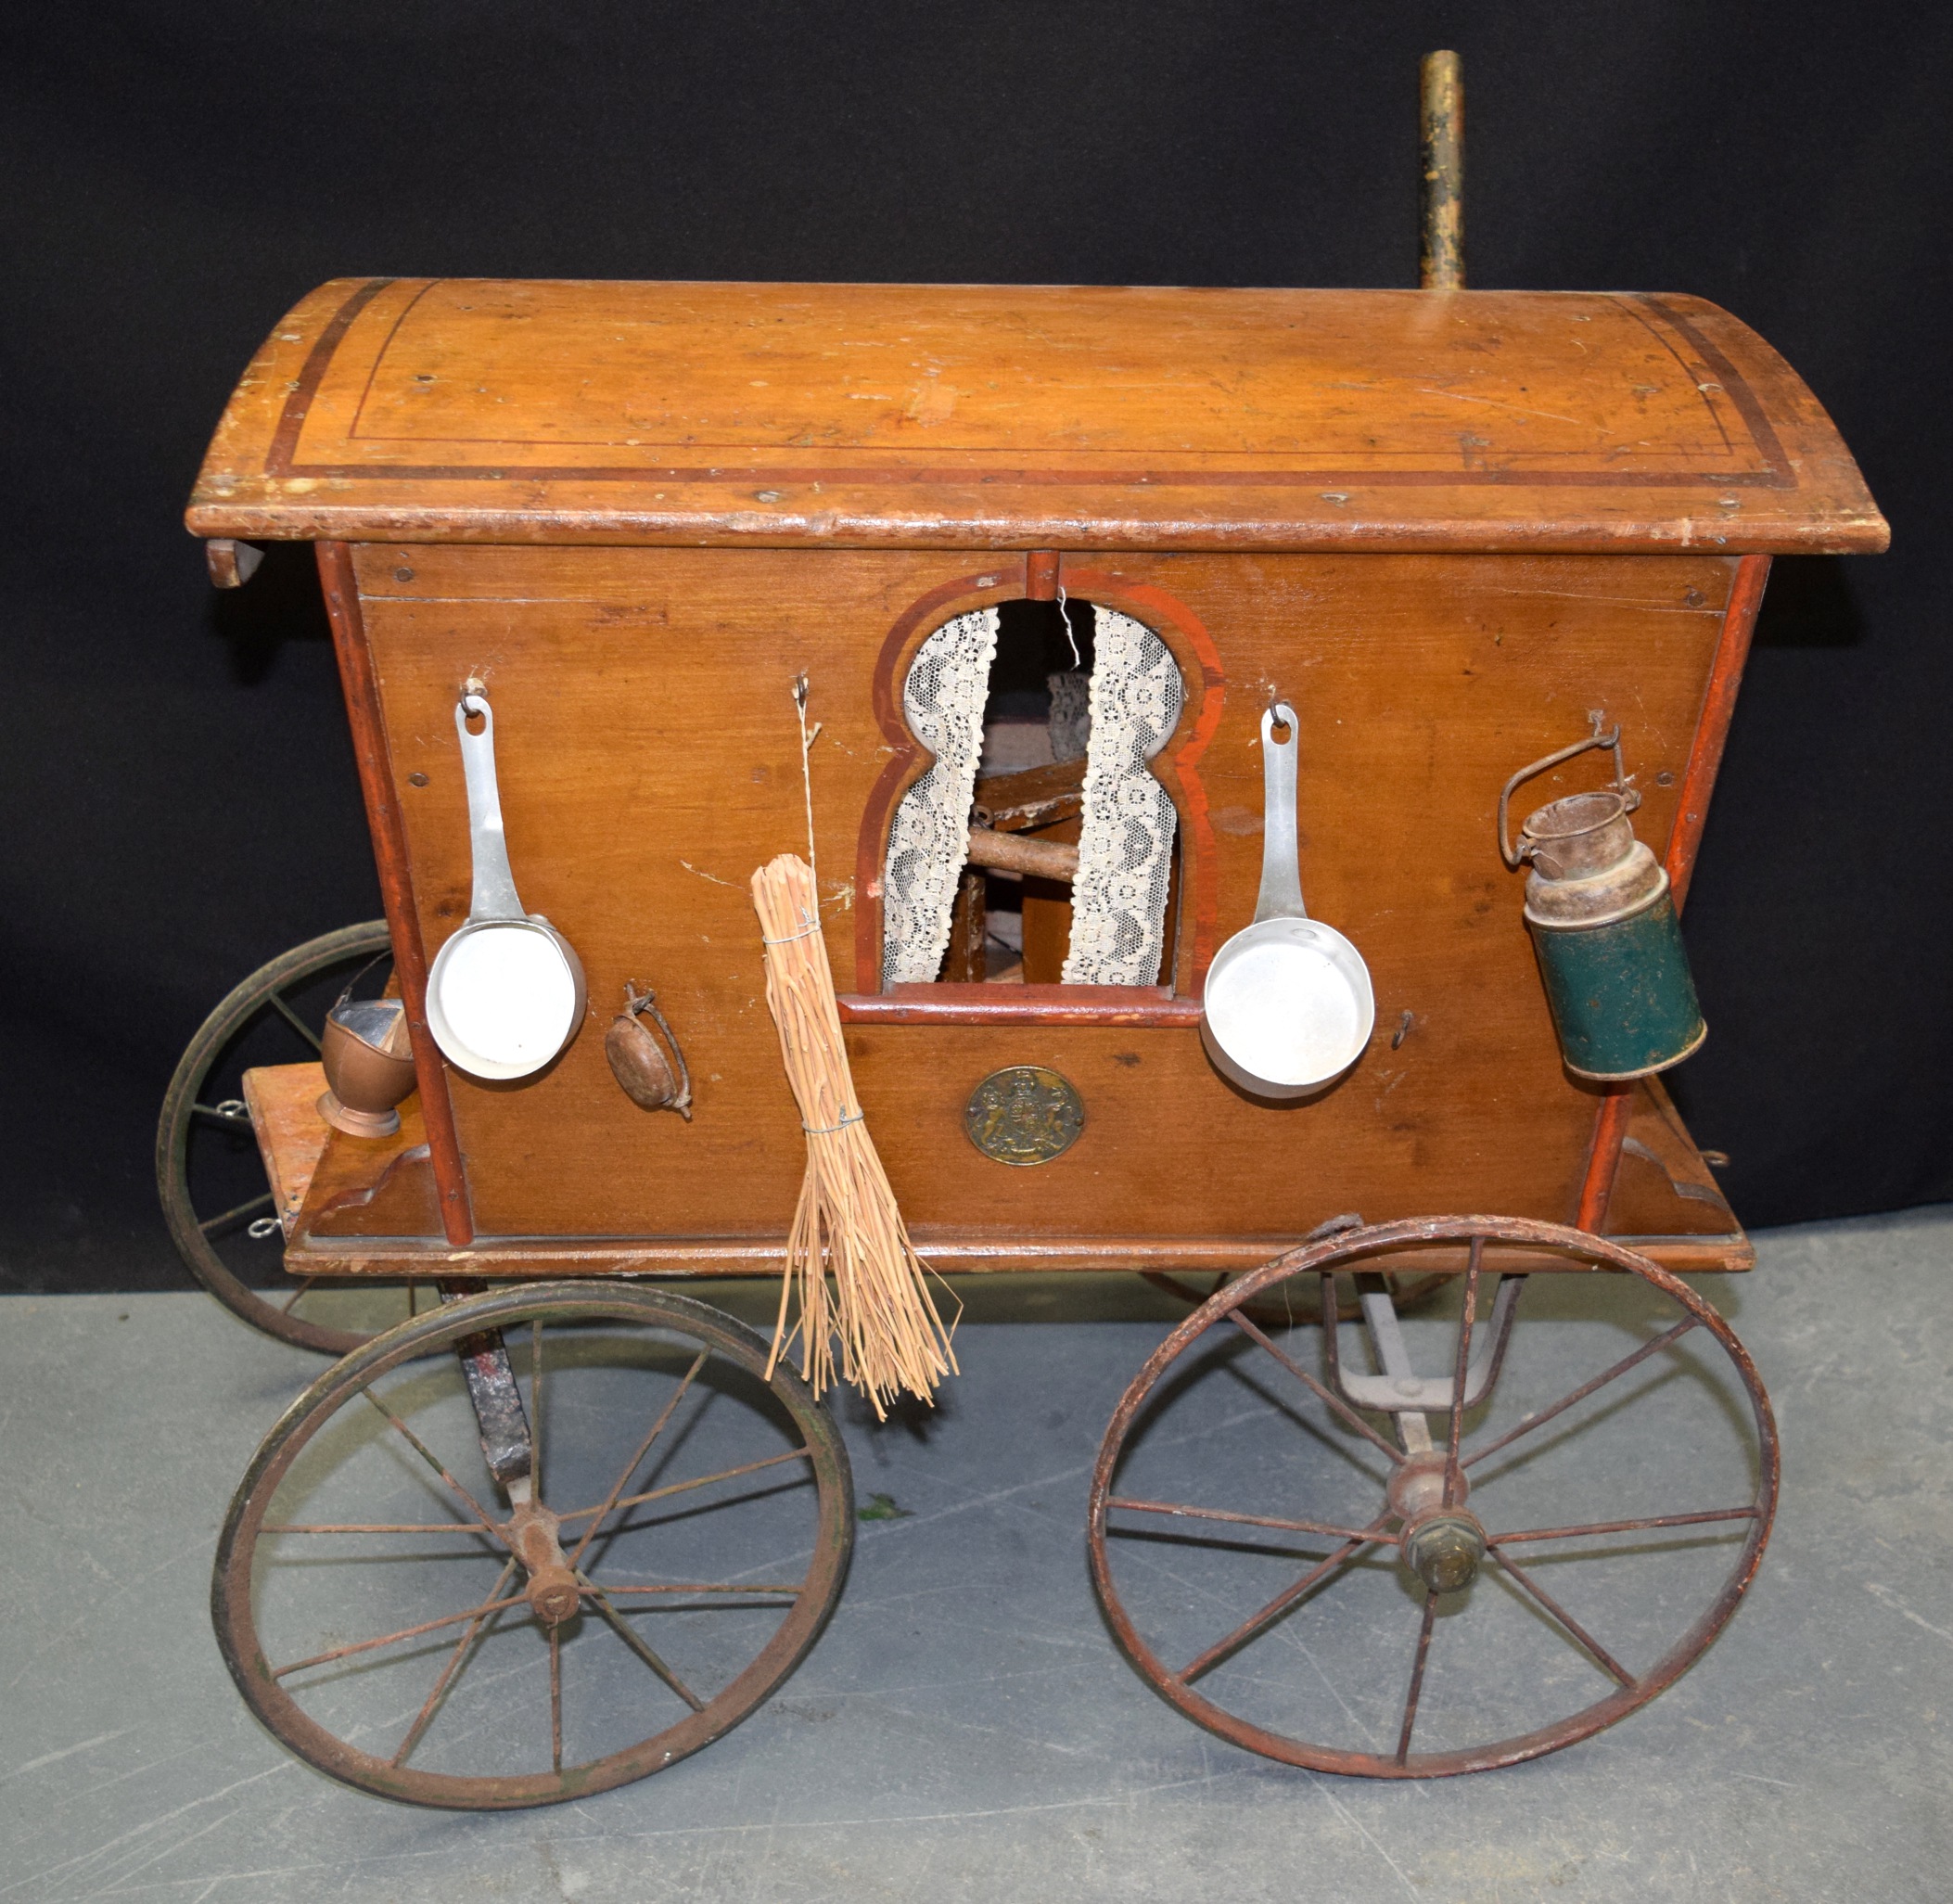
[6,2,1948,1293]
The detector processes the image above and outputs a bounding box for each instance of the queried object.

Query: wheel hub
[1386,1451,1485,1591]
[505,1501,581,1625]
[1386,1450,1462,1521]
[1401,1510,1487,1593]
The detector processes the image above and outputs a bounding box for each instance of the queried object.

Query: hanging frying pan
[1200,703,1374,1098]
[425,691,586,1080]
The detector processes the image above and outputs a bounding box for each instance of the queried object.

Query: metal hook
[1497,712,1638,869]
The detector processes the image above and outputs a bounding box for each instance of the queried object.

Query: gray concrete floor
[2,1210,1948,1903]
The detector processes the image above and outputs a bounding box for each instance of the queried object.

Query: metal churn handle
[1496,713,1639,869]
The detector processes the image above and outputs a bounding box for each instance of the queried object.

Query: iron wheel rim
[156,920,434,1353]
[212,1281,855,1808]
[1090,1216,1778,1778]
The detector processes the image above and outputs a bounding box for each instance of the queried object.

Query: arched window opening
[881,597,1185,991]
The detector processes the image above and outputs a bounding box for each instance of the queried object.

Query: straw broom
[751,851,957,1417]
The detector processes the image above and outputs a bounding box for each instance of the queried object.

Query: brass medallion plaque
[964,1066,1085,1166]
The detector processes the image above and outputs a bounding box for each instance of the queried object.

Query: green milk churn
[1498,722,1705,1081]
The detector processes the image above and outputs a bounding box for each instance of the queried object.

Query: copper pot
[319,999,418,1137]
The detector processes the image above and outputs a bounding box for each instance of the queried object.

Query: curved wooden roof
[187,277,1885,554]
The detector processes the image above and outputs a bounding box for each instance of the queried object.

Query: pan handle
[454,692,527,923]
[1254,703,1309,923]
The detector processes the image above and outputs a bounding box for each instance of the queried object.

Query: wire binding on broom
[751,851,957,1418]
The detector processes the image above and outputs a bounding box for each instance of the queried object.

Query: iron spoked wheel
[213,1282,855,1808]
[157,921,436,1353]
[1091,1217,1778,1778]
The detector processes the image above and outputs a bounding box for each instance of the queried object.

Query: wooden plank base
[246,1035,1749,1287]
[241,1065,332,1238]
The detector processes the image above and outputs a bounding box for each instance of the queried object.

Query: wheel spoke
[549,1624,563,1775]
[566,1347,709,1572]
[1180,1515,1392,1685]
[558,1446,812,1527]
[357,1386,503,1538]
[1107,1496,1380,1543]
[268,989,324,1052]
[592,1580,804,1597]
[1229,1312,1406,1465]
[198,1190,274,1236]
[279,1277,321,1316]
[389,1559,519,1766]
[1463,1315,1700,1472]
[1489,1548,1635,1686]
[273,1587,528,1677]
[1395,1591,1440,1766]
[1491,1506,1759,1546]
[530,1319,545,1505]
[260,1520,498,1536]
[1443,1241,1482,1503]
[577,1573,706,1711]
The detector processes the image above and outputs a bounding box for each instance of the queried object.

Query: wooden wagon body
[189,277,1883,1285]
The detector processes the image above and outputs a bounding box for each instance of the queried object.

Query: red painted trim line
[316,542,475,1245]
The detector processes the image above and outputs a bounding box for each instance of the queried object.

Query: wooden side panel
[351,544,1734,1256]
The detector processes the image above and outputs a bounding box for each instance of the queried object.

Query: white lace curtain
[1062,610,1183,985]
[880,606,1181,988]
[882,609,999,986]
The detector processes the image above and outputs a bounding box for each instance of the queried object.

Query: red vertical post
[316,542,475,1246]
[1573,554,1771,1234]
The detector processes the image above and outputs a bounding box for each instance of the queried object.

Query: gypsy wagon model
[170,100,1883,1802]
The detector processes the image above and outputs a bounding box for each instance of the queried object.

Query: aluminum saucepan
[1200,703,1374,1098]
[425,692,587,1080]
